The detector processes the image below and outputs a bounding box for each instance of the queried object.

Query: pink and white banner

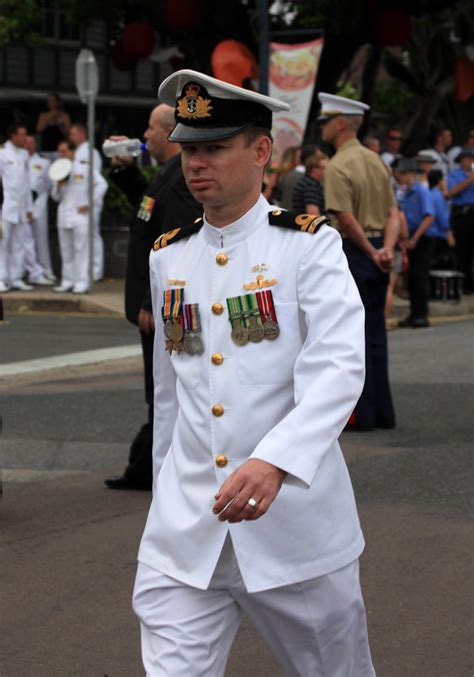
[269,38,324,166]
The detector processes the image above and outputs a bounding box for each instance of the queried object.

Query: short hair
[242,126,273,147]
[71,121,87,137]
[305,151,327,175]
[300,144,318,164]
[346,115,363,133]
[58,139,75,151]
[428,169,443,189]
[7,123,26,139]
[386,128,401,139]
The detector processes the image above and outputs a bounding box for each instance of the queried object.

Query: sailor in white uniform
[51,140,107,293]
[25,135,55,281]
[132,71,376,677]
[69,122,105,281]
[0,125,35,291]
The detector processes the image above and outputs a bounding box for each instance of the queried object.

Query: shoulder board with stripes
[153,217,203,251]
[268,209,330,234]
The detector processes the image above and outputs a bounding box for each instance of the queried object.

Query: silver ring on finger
[247,497,259,511]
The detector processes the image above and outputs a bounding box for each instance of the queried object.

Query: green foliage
[336,82,361,101]
[0,0,41,47]
[101,168,134,223]
[373,79,414,125]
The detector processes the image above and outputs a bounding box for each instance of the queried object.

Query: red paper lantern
[165,0,202,32]
[375,10,411,46]
[121,21,156,60]
[455,57,474,102]
[211,40,258,88]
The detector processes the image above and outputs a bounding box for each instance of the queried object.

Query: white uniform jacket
[51,159,107,230]
[138,195,366,593]
[74,141,103,173]
[28,153,51,221]
[0,141,33,223]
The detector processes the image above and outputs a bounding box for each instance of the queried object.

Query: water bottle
[101,138,147,158]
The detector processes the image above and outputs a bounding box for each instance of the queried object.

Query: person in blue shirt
[397,158,436,327]
[447,148,474,293]
[428,169,456,269]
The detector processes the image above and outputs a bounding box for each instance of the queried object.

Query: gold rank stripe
[154,228,181,251]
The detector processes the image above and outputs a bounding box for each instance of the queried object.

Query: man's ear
[254,135,273,168]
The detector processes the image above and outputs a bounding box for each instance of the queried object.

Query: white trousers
[93,207,103,280]
[58,225,89,288]
[32,207,53,276]
[24,220,45,282]
[133,537,376,677]
[0,219,28,285]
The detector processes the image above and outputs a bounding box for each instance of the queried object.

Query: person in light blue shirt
[397,158,435,327]
[428,169,456,270]
[447,148,474,292]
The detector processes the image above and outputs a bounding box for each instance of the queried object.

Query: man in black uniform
[104,104,201,490]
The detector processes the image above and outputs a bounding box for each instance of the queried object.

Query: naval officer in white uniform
[69,122,105,281]
[133,70,376,677]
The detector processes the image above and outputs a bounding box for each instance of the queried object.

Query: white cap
[158,69,290,143]
[317,92,370,122]
[416,149,438,163]
[48,158,72,182]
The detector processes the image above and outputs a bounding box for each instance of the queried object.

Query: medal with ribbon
[226,295,249,346]
[241,293,264,343]
[162,288,184,353]
[256,290,280,340]
[183,303,204,355]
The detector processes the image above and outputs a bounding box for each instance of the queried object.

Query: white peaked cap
[317,92,370,121]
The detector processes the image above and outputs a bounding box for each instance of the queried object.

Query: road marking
[0,344,142,377]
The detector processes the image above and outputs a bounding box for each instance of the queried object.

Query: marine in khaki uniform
[320,92,399,430]
[132,72,376,676]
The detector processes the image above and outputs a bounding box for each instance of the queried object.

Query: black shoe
[398,316,413,328]
[104,475,151,491]
[412,317,430,328]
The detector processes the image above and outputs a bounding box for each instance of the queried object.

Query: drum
[429,270,464,302]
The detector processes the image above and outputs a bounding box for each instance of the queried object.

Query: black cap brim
[168,121,253,144]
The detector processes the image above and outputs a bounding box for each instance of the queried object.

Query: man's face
[460,156,473,173]
[69,126,85,148]
[24,135,36,155]
[310,159,328,182]
[57,142,74,160]
[417,161,434,175]
[11,127,27,148]
[181,133,267,209]
[440,129,453,148]
[398,171,416,186]
[144,108,170,163]
[320,116,340,146]
[386,131,402,152]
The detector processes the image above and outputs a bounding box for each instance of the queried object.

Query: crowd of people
[266,124,474,327]
[0,96,107,294]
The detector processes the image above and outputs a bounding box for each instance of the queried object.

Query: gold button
[211,353,224,366]
[212,404,224,417]
[212,303,224,315]
[215,454,228,468]
[272,209,282,216]
[216,253,228,266]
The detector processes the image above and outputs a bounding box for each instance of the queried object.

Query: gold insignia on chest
[243,274,278,291]
[177,83,213,120]
[167,279,186,286]
[251,263,269,273]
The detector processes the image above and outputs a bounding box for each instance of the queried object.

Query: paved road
[1,315,473,676]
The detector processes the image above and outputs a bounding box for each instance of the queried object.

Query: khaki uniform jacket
[324,138,396,231]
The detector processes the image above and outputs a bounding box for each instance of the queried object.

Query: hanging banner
[269,38,324,166]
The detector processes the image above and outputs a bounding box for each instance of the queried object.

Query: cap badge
[177,82,213,120]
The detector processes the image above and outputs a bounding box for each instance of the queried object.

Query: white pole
[87,93,95,293]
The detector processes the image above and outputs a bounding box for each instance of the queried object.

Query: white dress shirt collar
[203,194,270,249]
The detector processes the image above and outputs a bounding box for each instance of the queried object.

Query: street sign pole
[75,49,99,293]
[87,93,95,293]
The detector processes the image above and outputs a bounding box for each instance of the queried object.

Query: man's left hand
[213,459,286,523]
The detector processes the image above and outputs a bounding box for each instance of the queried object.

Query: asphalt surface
[1,314,473,676]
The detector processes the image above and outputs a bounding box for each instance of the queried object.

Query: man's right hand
[138,309,155,334]
[372,247,393,273]
[107,135,134,168]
